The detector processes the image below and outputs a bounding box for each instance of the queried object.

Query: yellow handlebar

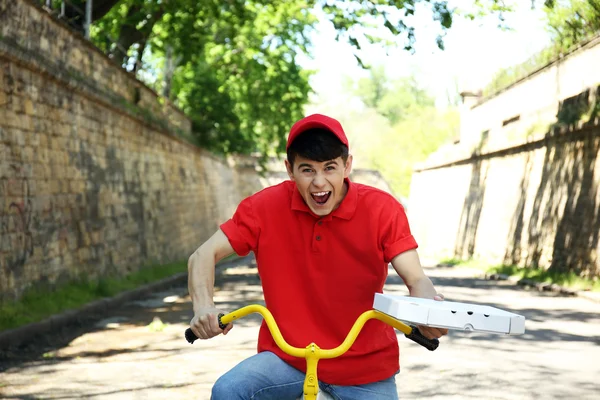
[185,304,438,399]
[218,304,416,400]
[220,304,413,358]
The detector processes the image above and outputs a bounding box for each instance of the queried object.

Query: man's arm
[390,249,448,339]
[188,229,236,339]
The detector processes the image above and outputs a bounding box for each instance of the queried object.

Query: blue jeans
[211,351,399,400]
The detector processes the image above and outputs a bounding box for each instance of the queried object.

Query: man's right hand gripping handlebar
[188,307,233,340]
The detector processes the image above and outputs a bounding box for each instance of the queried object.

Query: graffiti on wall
[1,165,34,277]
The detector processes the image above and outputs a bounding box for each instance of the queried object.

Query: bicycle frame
[186,304,438,400]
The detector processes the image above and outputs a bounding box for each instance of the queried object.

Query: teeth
[312,191,329,196]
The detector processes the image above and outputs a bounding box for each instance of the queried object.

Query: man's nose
[312,172,326,188]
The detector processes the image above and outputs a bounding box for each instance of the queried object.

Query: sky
[298,1,552,109]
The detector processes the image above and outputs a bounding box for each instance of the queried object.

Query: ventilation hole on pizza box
[467,311,473,315]
[484,314,490,317]
[451,310,457,314]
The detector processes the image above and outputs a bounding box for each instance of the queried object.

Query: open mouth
[311,191,331,206]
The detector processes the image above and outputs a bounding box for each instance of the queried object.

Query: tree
[83,0,512,157]
[347,66,434,125]
[543,0,600,50]
[343,68,458,197]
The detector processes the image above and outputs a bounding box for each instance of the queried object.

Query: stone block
[6,179,24,197]
[49,180,60,194]
[77,247,90,262]
[23,99,34,116]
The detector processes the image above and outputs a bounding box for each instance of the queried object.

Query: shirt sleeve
[381,202,418,263]
[220,197,260,256]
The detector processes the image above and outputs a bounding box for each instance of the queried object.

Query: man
[188,113,448,399]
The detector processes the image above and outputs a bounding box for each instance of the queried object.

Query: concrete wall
[409,126,600,277]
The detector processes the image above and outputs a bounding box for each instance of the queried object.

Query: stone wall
[409,125,600,278]
[0,0,266,301]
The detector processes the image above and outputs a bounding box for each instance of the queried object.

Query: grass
[0,253,244,332]
[147,316,169,332]
[487,265,600,292]
[440,258,600,292]
[0,260,187,332]
[438,258,483,269]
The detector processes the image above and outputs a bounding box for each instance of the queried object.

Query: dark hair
[286,128,349,167]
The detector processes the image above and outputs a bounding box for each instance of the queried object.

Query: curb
[0,255,252,350]
[0,272,188,349]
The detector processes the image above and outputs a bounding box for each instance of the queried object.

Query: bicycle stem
[304,343,320,399]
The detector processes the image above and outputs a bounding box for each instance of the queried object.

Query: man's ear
[284,159,295,181]
[343,154,353,178]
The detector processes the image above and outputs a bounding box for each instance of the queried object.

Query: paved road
[1,257,598,399]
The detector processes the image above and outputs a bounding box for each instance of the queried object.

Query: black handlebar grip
[218,313,228,330]
[185,313,229,344]
[185,328,198,344]
[405,326,440,351]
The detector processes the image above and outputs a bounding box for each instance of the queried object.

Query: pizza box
[373,293,525,335]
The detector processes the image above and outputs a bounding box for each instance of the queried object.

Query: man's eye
[302,169,312,173]
[326,166,335,171]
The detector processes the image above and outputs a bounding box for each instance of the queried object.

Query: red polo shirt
[220,179,418,385]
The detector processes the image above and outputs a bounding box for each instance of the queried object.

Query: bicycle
[185,303,439,400]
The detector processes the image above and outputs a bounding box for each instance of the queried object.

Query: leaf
[348,36,361,50]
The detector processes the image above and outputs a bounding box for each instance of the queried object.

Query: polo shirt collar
[291,178,357,220]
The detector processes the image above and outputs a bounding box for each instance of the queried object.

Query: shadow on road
[3,256,598,382]
[0,256,261,373]
[0,382,199,400]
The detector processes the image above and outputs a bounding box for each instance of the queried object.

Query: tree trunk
[162,45,181,99]
[111,3,164,69]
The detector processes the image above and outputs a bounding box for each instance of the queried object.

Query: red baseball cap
[286,114,349,150]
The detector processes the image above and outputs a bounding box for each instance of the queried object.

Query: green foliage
[483,0,600,97]
[345,68,459,197]
[455,0,515,29]
[545,0,600,49]
[85,0,512,159]
[347,66,435,125]
[169,1,314,155]
[438,257,482,268]
[147,316,169,332]
[91,0,315,156]
[375,107,459,196]
[488,265,600,292]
